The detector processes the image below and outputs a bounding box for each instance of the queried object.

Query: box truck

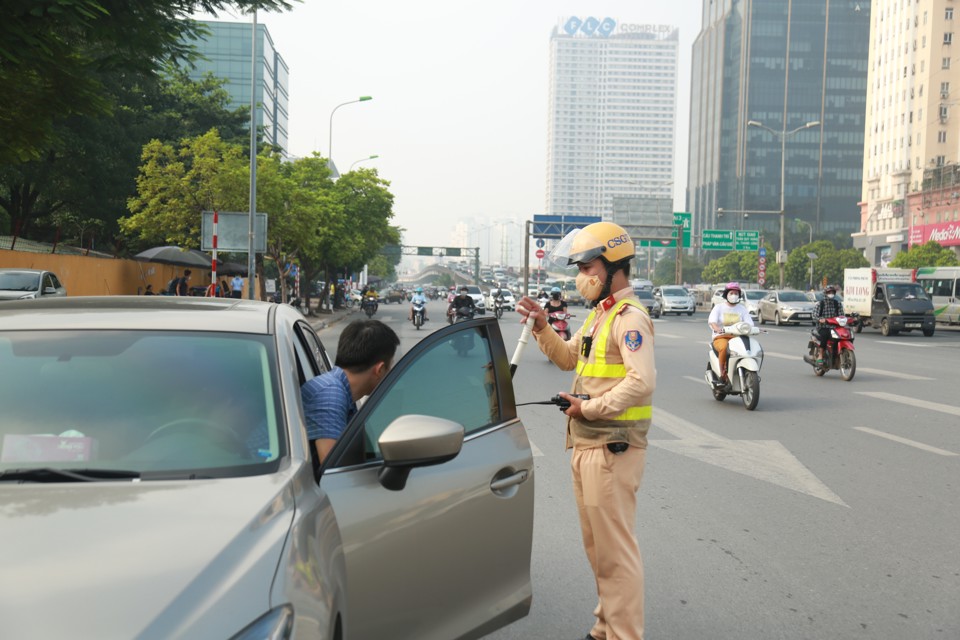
[843,268,935,336]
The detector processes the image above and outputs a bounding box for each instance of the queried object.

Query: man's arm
[314,438,337,463]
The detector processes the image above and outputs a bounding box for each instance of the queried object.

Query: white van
[917,266,960,324]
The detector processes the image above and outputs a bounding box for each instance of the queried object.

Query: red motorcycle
[802,314,858,381]
[548,310,573,341]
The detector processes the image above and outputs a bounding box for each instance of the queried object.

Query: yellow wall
[0,249,254,296]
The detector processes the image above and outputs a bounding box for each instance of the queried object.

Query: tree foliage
[701,245,777,285]
[0,68,248,248]
[888,241,960,268]
[1,0,294,163]
[782,240,869,288]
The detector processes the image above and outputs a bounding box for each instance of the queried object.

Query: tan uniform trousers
[572,444,647,640]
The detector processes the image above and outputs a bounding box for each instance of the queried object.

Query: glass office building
[184,21,289,152]
[546,17,679,222]
[687,0,871,252]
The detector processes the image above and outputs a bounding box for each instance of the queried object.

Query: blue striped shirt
[301,367,357,442]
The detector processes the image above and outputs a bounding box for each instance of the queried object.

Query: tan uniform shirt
[533,286,656,450]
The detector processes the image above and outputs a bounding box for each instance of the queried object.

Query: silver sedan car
[0,297,534,639]
[0,268,66,301]
[758,289,816,325]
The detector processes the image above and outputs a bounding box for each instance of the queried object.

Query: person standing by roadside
[231,274,244,299]
[516,221,655,640]
[175,270,192,296]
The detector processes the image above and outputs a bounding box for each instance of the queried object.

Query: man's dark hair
[335,320,400,373]
[184,269,192,277]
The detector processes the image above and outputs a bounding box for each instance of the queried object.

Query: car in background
[378,288,405,304]
[0,269,66,301]
[758,289,816,325]
[462,284,487,315]
[562,280,586,307]
[0,297,534,640]
[486,288,516,311]
[654,286,695,316]
[634,288,661,318]
[741,289,768,320]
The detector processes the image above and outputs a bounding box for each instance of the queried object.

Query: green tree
[0,69,248,249]
[651,250,704,286]
[783,240,869,288]
[702,245,777,285]
[121,129,247,248]
[888,241,960,268]
[1,0,293,164]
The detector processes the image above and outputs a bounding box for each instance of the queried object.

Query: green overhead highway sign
[701,229,760,251]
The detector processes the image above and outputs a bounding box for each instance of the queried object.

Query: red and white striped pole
[211,210,219,295]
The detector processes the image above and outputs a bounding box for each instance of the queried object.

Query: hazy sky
[208,1,702,266]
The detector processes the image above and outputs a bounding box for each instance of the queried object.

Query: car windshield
[635,290,654,300]
[777,291,808,302]
[0,273,40,292]
[887,284,928,300]
[0,331,284,478]
[745,290,767,301]
[661,288,687,296]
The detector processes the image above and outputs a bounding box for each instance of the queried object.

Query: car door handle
[490,469,529,492]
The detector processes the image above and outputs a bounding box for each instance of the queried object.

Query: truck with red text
[843,268,936,336]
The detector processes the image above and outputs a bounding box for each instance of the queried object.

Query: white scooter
[704,321,764,411]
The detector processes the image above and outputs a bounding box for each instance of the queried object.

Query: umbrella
[134,246,212,269]
[184,249,248,276]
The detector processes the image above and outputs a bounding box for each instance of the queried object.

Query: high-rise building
[183,21,289,152]
[546,17,679,224]
[687,1,871,257]
[854,0,960,265]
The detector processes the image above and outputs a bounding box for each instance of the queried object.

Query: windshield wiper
[0,467,142,483]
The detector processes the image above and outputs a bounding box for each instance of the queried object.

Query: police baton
[509,312,535,379]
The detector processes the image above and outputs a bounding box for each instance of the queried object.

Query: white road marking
[855,391,960,416]
[853,427,958,457]
[655,333,685,339]
[880,340,960,348]
[530,439,544,457]
[763,352,934,379]
[649,408,848,507]
[683,375,707,385]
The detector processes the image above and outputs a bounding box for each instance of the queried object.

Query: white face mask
[826,293,835,299]
[726,293,740,304]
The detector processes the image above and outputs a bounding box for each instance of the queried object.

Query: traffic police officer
[517,221,655,640]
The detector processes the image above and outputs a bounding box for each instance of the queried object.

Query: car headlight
[18,293,38,300]
[229,605,294,640]
[889,308,902,315]
[925,309,934,315]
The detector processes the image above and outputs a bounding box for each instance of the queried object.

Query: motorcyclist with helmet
[448,285,475,322]
[408,286,429,323]
[813,285,844,365]
[707,282,755,385]
[544,286,568,315]
[516,221,655,640]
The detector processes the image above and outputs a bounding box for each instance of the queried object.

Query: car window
[359,326,500,461]
[0,331,284,475]
[778,291,807,302]
[294,322,330,382]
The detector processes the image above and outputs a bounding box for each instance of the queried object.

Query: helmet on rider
[824,285,837,295]
[723,282,742,305]
[459,285,469,294]
[415,286,423,293]
[551,286,561,300]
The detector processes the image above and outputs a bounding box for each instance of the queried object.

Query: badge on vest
[625,330,642,351]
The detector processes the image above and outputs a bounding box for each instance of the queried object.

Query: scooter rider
[516,221,655,640]
[813,285,844,365]
[708,282,754,385]
[408,286,429,322]
[544,286,568,320]
[448,285,475,320]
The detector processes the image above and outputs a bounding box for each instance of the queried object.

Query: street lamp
[349,154,379,171]
[795,218,813,245]
[747,118,821,287]
[328,96,373,173]
[806,252,818,290]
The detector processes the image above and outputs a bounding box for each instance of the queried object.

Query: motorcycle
[547,310,573,341]
[802,315,857,381]
[452,306,476,355]
[704,321,764,411]
[412,301,426,330]
[492,296,504,319]
[362,296,378,318]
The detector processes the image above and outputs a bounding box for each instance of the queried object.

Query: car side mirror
[43,287,57,295]
[377,415,464,491]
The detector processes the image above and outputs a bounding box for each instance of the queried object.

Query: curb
[308,307,357,331]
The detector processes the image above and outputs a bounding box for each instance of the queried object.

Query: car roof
[0,296,283,334]
[0,268,47,274]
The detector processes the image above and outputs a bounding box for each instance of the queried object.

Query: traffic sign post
[535,248,545,259]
